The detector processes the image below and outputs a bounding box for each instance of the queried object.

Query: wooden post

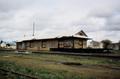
[72,39,74,48]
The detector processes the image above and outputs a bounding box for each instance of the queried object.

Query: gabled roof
[17,30,91,42]
[17,36,90,42]
[75,30,88,37]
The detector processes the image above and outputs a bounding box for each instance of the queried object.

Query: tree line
[0,40,16,48]
[101,39,120,49]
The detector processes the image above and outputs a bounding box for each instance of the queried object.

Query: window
[59,42,64,48]
[42,41,46,48]
[30,42,34,48]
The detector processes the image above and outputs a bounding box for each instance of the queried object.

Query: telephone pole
[32,22,35,36]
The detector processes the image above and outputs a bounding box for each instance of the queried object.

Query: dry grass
[0,52,120,79]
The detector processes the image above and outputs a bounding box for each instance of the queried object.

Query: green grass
[0,51,120,79]
[23,53,120,66]
[0,60,92,79]
[112,50,120,55]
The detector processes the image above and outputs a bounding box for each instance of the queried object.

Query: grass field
[0,51,120,79]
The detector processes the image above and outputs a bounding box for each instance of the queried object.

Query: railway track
[33,51,120,59]
[0,68,38,79]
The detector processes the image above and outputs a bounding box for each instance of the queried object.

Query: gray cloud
[90,11,120,32]
[0,0,120,42]
[0,0,34,12]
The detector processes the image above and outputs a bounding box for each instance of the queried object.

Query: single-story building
[17,30,90,51]
[108,43,120,50]
[88,40,103,48]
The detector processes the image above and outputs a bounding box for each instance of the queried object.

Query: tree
[101,39,112,49]
[6,43,11,48]
[118,40,120,50]
[0,40,3,47]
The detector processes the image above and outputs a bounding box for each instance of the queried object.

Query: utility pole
[32,22,35,36]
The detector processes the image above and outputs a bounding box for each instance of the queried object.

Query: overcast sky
[0,0,120,42]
